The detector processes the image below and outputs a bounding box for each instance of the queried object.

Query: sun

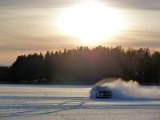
[56,1,127,45]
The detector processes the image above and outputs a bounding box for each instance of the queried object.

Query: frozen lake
[0,84,160,120]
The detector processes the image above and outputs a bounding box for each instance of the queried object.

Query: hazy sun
[56,1,127,45]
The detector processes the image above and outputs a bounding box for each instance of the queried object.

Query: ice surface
[0,84,160,120]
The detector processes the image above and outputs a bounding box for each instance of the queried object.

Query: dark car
[91,85,112,98]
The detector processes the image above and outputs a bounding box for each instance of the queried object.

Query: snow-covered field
[0,84,160,120]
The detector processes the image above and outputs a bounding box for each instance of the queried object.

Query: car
[90,85,112,98]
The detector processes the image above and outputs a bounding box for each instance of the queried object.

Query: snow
[0,84,160,120]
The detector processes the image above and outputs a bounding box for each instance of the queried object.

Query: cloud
[103,0,160,10]
[0,0,80,8]
[0,0,160,65]
[0,34,76,52]
[1,0,160,10]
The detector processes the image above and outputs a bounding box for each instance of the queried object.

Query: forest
[0,46,160,84]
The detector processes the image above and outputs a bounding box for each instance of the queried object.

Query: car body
[91,85,112,98]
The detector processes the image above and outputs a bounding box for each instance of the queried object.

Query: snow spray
[92,78,160,99]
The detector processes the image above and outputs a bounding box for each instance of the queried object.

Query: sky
[0,0,160,65]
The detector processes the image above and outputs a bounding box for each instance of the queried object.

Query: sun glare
[56,1,127,45]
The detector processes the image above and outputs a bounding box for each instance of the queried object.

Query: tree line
[0,46,160,84]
